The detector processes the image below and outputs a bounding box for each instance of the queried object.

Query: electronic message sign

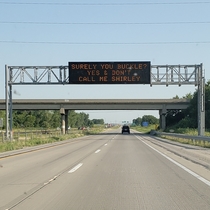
[68,61,151,84]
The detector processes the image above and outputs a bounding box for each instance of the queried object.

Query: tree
[51,111,60,128]
[92,119,104,124]
[166,92,194,128]
[34,110,52,128]
[68,110,78,128]
[166,109,186,127]
[166,80,210,129]
[142,115,159,125]
[68,111,90,128]
[0,110,5,129]
[13,110,37,128]
[173,95,179,99]
[132,117,142,125]
[183,93,193,100]
[88,120,94,127]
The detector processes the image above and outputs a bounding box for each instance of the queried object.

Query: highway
[0,129,210,210]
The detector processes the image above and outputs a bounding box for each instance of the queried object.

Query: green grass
[131,125,210,148]
[158,134,210,148]
[0,126,107,153]
[131,125,157,133]
[163,127,210,147]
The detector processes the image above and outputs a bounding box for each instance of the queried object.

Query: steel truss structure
[5,64,205,139]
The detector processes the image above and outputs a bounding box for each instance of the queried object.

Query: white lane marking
[136,136,210,187]
[44,174,60,185]
[95,149,101,154]
[68,163,83,173]
[112,134,118,140]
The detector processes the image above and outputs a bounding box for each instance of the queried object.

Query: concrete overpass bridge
[0,99,190,133]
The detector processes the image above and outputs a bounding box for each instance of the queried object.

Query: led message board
[68,61,151,84]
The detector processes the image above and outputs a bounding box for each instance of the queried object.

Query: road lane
[3,130,210,210]
[134,132,210,183]
[0,131,117,209]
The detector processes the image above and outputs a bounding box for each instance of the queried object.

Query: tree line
[166,81,210,129]
[132,115,159,126]
[0,110,104,129]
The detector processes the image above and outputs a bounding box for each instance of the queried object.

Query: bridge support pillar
[159,107,167,130]
[65,110,69,134]
[60,108,69,134]
[60,108,65,134]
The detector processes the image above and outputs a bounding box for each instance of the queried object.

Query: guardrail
[153,131,210,143]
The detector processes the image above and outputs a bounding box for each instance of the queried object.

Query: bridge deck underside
[0,99,189,110]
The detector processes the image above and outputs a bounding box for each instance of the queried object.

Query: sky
[0,0,210,124]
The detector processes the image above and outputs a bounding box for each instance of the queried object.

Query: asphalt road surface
[0,128,210,210]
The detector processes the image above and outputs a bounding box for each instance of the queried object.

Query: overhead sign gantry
[5,62,205,139]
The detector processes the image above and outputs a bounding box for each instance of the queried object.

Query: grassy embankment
[131,125,210,148]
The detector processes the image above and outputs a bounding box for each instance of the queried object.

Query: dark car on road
[122,125,130,134]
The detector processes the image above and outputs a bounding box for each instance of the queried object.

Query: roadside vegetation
[157,133,210,148]
[0,125,107,153]
[131,124,156,133]
[131,125,210,148]
[0,110,102,129]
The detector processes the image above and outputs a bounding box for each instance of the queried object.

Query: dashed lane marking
[68,163,83,173]
[95,149,101,154]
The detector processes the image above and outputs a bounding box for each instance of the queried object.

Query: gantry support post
[5,65,13,140]
[5,65,9,139]
[198,64,205,136]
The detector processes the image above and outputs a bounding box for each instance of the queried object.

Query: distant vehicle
[122,125,130,134]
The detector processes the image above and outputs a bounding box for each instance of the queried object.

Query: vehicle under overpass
[0,98,190,134]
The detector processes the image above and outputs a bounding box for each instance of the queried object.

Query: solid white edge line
[68,163,83,173]
[135,135,210,187]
